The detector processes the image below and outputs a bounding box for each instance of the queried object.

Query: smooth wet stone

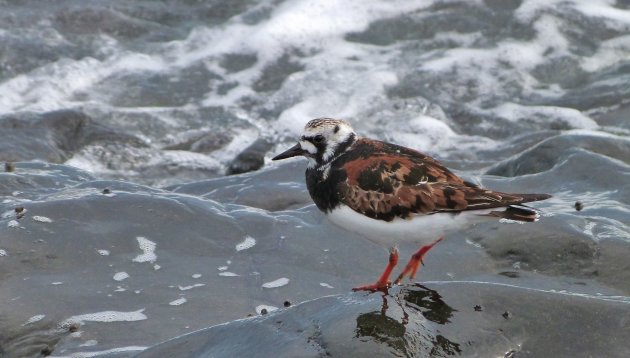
[1,159,628,356]
[137,283,630,358]
[227,138,273,175]
[0,110,145,163]
[487,133,630,177]
[170,161,311,211]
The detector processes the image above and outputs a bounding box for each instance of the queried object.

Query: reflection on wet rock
[399,285,455,325]
[355,285,461,357]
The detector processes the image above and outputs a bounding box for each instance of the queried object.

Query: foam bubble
[80,340,98,347]
[32,216,53,223]
[262,277,290,288]
[132,237,157,263]
[63,346,147,358]
[0,249,7,257]
[23,314,46,326]
[7,220,19,228]
[219,272,239,277]
[97,249,110,256]
[113,272,129,281]
[169,297,187,306]
[63,309,147,325]
[493,103,598,130]
[236,236,256,251]
[319,282,334,288]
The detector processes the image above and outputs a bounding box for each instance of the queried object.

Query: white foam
[575,1,630,27]
[178,284,205,291]
[80,340,98,347]
[23,314,46,325]
[262,277,290,288]
[63,309,147,325]
[192,273,202,278]
[255,305,278,315]
[236,236,256,251]
[219,272,239,277]
[0,249,6,257]
[0,50,166,114]
[7,220,19,228]
[61,346,147,358]
[113,272,129,281]
[581,34,630,72]
[97,249,110,256]
[319,282,334,288]
[169,297,187,306]
[386,115,456,152]
[132,237,157,263]
[33,216,53,223]
[493,103,598,130]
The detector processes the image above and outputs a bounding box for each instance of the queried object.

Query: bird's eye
[313,135,324,143]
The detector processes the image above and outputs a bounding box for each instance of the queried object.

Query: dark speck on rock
[474,305,483,312]
[260,308,268,315]
[502,311,511,319]
[102,188,111,195]
[41,346,53,356]
[283,300,292,307]
[5,162,15,172]
[68,323,80,332]
[575,201,583,211]
[499,271,520,278]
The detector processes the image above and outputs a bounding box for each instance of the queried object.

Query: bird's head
[272,118,357,167]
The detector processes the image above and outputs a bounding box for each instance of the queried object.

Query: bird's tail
[487,205,541,222]
[517,193,552,203]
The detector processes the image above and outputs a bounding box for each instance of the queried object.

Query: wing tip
[488,205,541,222]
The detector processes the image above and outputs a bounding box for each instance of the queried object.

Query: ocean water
[1,0,629,357]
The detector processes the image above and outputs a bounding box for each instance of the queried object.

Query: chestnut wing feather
[336,148,531,222]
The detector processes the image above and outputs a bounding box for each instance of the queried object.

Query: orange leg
[394,236,443,285]
[352,247,399,293]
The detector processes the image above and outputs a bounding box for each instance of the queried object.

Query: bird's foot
[352,247,399,293]
[394,236,444,285]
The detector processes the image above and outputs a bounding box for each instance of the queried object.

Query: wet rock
[0,110,144,163]
[575,201,584,211]
[171,161,311,211]
[531,56,590,89]
[487,133,630,177]
[252,53,304,92]
[165,132,232,153]
[227,138,273,175]
[93,63,221,107]
[55,6,161,39]
[220,53,258,74]
[137,283,630,358]
[0,162,94,198]
[1,159,628,356]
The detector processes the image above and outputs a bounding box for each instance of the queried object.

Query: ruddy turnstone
[273,118,550,292]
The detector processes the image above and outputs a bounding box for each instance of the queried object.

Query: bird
[272,118,551,292]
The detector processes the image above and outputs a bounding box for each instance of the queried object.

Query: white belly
[327,205,492,246]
